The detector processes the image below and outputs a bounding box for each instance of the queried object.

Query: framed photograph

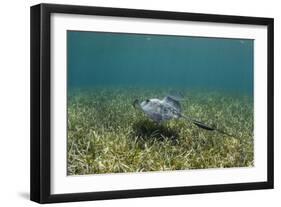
[30,3,274,203]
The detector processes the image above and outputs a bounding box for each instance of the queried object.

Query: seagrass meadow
[67,88,254,175]
[67,30,254,175]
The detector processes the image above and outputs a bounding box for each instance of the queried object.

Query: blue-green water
[67,31,254,174]
[68,31,253,95]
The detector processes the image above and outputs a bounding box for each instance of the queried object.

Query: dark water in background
[67,31,253,95]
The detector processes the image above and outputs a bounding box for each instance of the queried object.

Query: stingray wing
[162,96,181,113]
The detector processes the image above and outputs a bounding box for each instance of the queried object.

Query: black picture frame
[30,3,274,204]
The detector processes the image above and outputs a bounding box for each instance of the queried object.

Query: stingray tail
[191,120,215,131]
[181,114,234,137]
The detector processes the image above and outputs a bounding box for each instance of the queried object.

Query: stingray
[133,94,232,136]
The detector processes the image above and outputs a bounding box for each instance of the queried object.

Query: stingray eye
[146,99,150,103]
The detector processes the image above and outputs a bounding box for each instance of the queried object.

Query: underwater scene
[67,31,254,175]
